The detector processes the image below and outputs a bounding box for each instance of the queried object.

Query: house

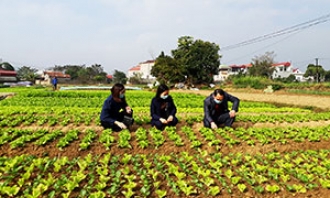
[214,62,302,82]
[0,69,17,82]
[0,62,17,82]
[213,65,230,82]
[106,74,113,83]
[127,60,156,83]
[35,71,71,85]
[271,62,292,79]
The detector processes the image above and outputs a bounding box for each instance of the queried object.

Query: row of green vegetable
[1,125,330,151]
[1,149,330,197]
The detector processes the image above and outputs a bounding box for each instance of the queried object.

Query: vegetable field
[1,87,330,198]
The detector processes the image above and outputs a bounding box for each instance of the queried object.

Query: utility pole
[316,58,319,83]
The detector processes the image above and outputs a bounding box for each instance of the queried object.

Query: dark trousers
[151,116,178,130]
[101,111,133,132]
[204,113,235,128]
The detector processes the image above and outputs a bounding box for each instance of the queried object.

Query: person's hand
[229,110,236,118]
[115,121,127,129]
[167,115,173,122]
[211,122,218,130]
[126,106,132,114]
[160,118,168,124]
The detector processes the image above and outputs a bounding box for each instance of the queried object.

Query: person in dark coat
[150,84,178,130]
[203,89,240,129]
[100,83,133,131]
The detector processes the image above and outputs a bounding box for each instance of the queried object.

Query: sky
[0,0,330,74]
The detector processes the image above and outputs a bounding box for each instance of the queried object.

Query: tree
[129,72,144,84]
[48,64,107,83]
[63,65,85,80]
[304,64,325,82]
[172,36,220,85]
[324,70,330,82]
[113,70,127,84]
[16,66,38,82]
[151,51,185,84]
[249,51,276,78]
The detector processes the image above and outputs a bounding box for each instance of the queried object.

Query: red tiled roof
[272,62,291,67]
[142,60,155,64]
[129,65,141,71]
[107,75,113,79]
[45,71,70,78]
[0,70,17,76]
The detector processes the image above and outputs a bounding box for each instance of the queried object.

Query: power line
[221,13,330,51]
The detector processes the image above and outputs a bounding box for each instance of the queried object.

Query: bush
[0,84,10,88]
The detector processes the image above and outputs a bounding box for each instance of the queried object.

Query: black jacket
[150,95,177,120]
[203,91,239,123]
[100,95,128,125]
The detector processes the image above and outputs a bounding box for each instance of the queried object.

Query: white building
[271,62,293,79]
[127,60,156,82]
[214,62,307,82]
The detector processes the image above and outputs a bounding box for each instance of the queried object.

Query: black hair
[111,83,125,98]
[213,89,224,96]
[156,84,169,98]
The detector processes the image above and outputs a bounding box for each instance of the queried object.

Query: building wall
[140,62,155,79]
[272,65,293,79]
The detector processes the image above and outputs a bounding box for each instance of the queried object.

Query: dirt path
[172,89,330,110]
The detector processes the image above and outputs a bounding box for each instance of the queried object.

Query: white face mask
[214,98,222,104]
[119,93,125,98]
[161,95,168,100]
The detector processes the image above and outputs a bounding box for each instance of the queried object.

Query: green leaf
[207,186,220,196]
[237,183,247,193]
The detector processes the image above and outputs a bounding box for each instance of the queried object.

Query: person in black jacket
[203,89,239,129]
[100,83,133,131]
[150,84,178,130]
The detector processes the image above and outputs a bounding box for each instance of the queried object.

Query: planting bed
[1,87,330,198]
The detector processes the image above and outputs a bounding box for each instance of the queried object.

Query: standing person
[52,77,58,91]
[150,84,178,130]
[100,83,134,132]
[203,89,239,129]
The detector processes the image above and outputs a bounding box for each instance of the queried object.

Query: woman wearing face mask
[100,83,133,131]
[150,84,178,130]
[203,88,240,129]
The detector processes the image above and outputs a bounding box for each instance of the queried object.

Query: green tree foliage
[274,74,297,83]
[249,51,276,78]
[48,64,107,83]
[0,62,15,71]
[113,70,127,84]
[324,70,330,82]
[151,51,185,84]
[16,66,38,82]
[63,65,84,80]
[172,36,220,85]
[304,64,325,82]
[129,73,144,84]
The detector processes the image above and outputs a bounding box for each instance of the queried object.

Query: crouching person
[203,89,239,129]
[100,83,134,131]
[150,84,178,130]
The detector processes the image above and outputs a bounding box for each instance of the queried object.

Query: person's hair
[111,83,125,98]
[213,89,224,96]
[156,84,169,98]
